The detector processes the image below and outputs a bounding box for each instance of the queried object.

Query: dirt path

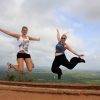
[0,90,100,100]
[0,81,100,100]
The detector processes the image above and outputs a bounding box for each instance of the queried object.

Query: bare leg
[25,58,34,81]
[17,58,24,81]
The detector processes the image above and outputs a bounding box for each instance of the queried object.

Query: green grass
[0,68,100,85]
[29,70,100,84]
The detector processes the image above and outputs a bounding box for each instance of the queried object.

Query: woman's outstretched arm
[56,29,60,42]
[28,36,40,41]
[65,43,84,57]
[0,28,19,38]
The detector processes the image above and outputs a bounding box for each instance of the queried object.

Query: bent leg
[25,58,33,72]
[62,56,85,70]
[51,57,62,79]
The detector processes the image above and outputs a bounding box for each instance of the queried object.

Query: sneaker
[7,62,16,70]
[7,62,13,69]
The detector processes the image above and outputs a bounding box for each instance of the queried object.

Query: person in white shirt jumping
[0,26,40,81]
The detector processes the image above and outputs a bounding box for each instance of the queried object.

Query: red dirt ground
[0,81,100,100]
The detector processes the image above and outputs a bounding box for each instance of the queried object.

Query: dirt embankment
[0,81,100,100]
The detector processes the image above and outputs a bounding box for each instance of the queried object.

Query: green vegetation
[0,67,100,85]
[26,70,100,85]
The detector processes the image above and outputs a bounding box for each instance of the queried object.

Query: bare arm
[0,28,19,38]
[56,29,60,41]
[65,43,84,57]
[28,36,40,41]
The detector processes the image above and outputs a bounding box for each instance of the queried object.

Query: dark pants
[51,54,80,77]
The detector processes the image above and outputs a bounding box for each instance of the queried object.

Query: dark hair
[22,26,28,30]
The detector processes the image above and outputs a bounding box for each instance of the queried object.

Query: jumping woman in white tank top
[0,26,40,81]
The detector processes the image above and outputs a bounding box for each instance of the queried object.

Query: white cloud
[61,0,100,22]
[0,0,100,70]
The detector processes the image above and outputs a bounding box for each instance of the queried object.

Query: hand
[56,29,59,33]
[78,54,84,58]
[37,37,40,41]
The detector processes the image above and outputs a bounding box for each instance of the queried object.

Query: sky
[0,0,100,71]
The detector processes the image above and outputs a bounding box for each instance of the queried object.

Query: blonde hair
[61,34,67,38]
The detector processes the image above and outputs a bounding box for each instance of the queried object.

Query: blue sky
[0,0,100,71]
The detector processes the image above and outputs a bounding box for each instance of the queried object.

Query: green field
[28,70,100,85]
[0,67,100,85]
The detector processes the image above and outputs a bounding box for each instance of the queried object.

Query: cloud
[0,0,100,70]
[61,0,100,22]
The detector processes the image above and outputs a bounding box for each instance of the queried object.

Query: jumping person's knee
[27,65,33,72]
[17,65,24,73]
[17,58,24,72]
[51,67,54,73]
[18,68,23,73]
[28,68,32,72]
[68,67,74,70]
[66,64,75,70]
[51,67,62,75]
[25,58,33,72]
[51,67,56,73]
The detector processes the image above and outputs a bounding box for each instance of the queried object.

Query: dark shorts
[17,52,31,59]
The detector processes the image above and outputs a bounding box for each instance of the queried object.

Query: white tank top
[17,35,30,54]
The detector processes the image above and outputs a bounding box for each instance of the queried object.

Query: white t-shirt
[17,35,30,54]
